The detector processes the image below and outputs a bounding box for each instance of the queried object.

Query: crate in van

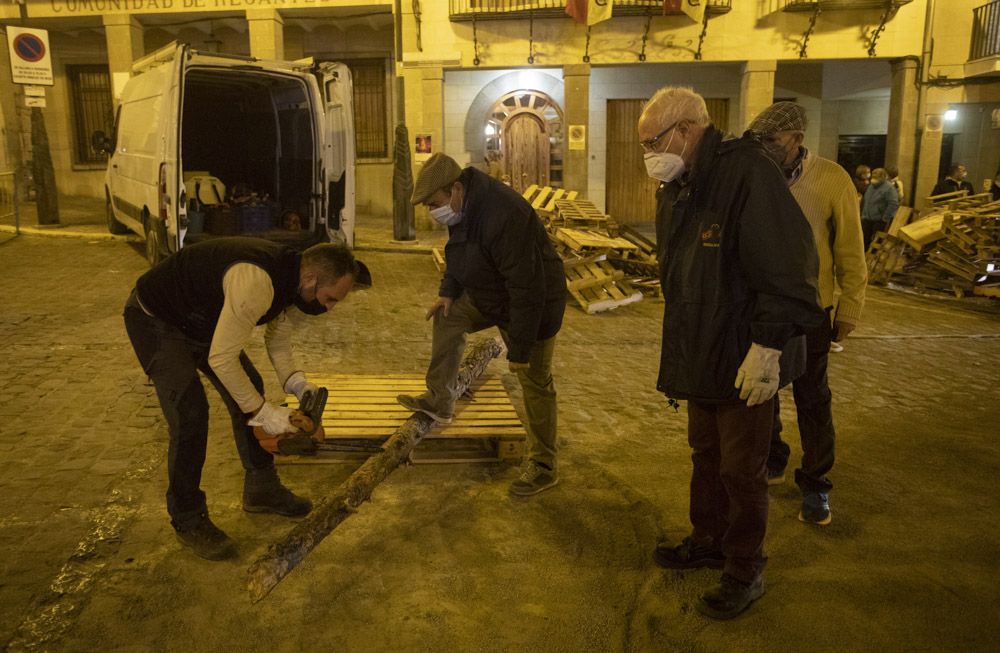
[91,42,356,266]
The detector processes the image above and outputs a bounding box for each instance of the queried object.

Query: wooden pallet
[555,227,637,252]
[553,199,609,229]
[562,253,643,313]
[866,232,910,284]
[278,374,526,464]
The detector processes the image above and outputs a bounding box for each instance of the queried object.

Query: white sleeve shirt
[208,263,300,413]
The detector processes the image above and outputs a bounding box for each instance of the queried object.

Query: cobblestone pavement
[1,233,998,652]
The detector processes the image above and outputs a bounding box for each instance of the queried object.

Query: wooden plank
[431,247,446,272]
[886,206,913,237]
[531,186,553,210]
[521,183,539,202]
[540,188,566,214]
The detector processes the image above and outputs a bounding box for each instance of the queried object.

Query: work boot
[243,467,312,517]
[508,460,558,496]
[174,514,237,561]
[653,536,725,570]
[799,492,832,526]
[396,394,454,424]
[696,574,765,620]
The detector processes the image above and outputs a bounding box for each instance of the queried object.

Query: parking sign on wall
[6,26,54,86]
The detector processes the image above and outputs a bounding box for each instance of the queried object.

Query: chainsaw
[252,387,328,456]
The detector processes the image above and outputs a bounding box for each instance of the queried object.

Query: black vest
[136,237,302,343]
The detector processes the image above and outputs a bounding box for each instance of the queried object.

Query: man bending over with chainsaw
[123,237,371,561]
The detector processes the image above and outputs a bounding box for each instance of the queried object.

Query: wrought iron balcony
[782,0,912,10]
[449,0,732,22]
[970,0,1000,61]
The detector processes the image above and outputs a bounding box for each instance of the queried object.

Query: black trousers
[861,219,887,251]
[768,309,836,494]
[688,398,773,584]
[123,291,273,530]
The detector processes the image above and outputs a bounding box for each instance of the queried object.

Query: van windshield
[181,68,316,244]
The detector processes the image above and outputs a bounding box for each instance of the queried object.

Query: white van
[93,42,355,265]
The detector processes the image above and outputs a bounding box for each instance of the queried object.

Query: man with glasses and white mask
[401,153,567,497]
[639,87,824,619]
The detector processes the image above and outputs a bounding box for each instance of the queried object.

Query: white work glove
[248,402,294,436]
[734,343,781,407]
[283,371,318,401]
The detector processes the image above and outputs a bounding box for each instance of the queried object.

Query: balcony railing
[449,0,732,22]
[970,0,1000,60]
[782,0,912,10]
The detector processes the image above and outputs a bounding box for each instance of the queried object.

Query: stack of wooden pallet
[867,191,1000,298]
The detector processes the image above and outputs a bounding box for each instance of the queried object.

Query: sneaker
[508,460,558,496]
[829,341,844,353]
[396,394,454,424]
[174,515,237,561]
[799,492,832,525]
[244,484,313,517]
[696,573,765,620]
[766,468,786,486]
[653,536,725,570]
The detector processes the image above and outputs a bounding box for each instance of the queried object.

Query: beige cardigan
[789,151,868,325]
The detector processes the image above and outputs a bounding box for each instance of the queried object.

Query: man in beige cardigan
[748,102,868,526]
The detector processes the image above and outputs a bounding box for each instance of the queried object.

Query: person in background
[990,170,1000,202]
[853,164,871,211]
[640,87,824,620]
[749,102,868,527]
[861,168,899,251]
[281,210,302,231]
[932,163,975,197]
[886,165,904,205]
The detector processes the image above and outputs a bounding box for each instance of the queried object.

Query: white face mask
[430,203,463,226]
[643,130,687,183]
[644,151,686,183]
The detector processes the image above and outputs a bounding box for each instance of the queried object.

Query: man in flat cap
[400,153,568,496]
[749,101,867,527]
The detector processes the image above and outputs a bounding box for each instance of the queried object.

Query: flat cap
[748,101,808,136]
[412,153,462,205]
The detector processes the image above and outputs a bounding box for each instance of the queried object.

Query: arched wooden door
[503,113,550,194]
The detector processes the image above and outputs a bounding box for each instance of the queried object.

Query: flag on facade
[664,0,705,21]
[566,0,615,26]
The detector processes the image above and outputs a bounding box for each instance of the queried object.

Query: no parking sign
[6,26,53,86]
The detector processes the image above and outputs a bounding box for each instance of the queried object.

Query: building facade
[1,0,999,223]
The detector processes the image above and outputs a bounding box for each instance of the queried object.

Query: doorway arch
[485,89,564,193]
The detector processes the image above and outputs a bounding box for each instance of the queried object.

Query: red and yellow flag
[566,0,615,26]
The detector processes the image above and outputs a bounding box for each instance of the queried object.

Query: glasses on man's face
[640,122,678,153]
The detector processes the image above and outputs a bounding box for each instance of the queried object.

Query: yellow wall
[401,2,928,68]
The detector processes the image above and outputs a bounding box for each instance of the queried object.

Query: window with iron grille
[67,65,113,165]
[345,59,389,159]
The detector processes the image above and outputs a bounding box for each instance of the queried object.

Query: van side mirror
[91,130,112,155]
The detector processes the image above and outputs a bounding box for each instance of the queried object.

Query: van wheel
[144,220,164,267]
[106,195,129,235]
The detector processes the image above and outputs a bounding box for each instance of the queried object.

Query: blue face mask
[430,199,464,226]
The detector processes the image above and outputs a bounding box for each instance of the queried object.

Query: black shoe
[243,485,312,517]
[696,573,765,620]
[766,468,786,486]
[653,536,725,570]
[396,394,454,424]
[174,515,237,561]
[799,491,832,525]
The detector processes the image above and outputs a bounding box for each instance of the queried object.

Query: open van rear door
[314,62,355,248]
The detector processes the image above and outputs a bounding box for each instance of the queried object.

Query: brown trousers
[687,398,774,584]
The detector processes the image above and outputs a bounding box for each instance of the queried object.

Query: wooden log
[246,337,505,602]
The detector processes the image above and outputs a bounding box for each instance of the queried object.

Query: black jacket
[440,168,567,362]
[931,177,975,197]
[656,127,824,402]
